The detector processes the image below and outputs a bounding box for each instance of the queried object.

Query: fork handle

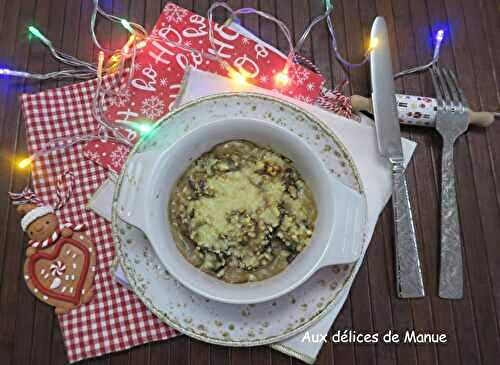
[439,141,464,299]
[391,160,425,298]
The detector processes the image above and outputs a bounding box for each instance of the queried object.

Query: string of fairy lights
[2,0,446,170]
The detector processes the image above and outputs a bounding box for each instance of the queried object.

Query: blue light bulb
[436,29,445,42]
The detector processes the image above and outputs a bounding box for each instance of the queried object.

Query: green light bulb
[120,19,134,34]
[28,25,50,44]
[137,124,153,133]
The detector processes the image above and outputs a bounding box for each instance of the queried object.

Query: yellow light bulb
[234,73,247,85]
[136,40,147,49]
[369,37,379,51]
[122,35,136,55]
[228,68,247,85]
[18,157,33,169]
[109,54,121,63]
[274,71,290,86]
[97,51,105,79]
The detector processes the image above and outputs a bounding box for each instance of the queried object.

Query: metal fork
[430,65,468,299]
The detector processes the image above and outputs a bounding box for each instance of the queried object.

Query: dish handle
[318,180,366,267]
[116,150,158,234]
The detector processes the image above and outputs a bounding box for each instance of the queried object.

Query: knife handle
[391,159,425,298]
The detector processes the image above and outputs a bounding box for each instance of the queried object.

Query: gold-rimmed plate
[112,93,368,346]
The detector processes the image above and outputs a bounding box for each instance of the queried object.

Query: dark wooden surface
[1,0,499,364]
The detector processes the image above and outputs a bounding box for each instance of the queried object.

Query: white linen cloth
[89,68,416,363]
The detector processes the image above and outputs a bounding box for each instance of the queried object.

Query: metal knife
[370,17,425,298]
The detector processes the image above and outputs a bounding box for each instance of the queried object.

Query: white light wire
[207,2,295,72]
[394,34,443,79]
[5,0,497,170]
[295,3,370,72]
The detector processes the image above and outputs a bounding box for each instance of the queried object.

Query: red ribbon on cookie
[28,222,86,249]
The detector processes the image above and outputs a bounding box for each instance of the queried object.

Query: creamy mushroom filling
[169,140,317,283]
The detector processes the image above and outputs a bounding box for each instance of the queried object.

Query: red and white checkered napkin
[20,77,179,363]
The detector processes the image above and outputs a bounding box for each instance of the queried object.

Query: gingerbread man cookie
[17,203,97,314]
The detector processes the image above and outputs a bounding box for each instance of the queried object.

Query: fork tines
[430,65,469,114]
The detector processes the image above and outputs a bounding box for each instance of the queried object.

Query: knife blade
[370,16,425,298]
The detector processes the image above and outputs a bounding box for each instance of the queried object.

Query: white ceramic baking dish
[117,118,365,304]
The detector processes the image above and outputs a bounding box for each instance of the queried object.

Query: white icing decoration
[21,206,54,231]
[50,277,62,289]
[43,295,48,301]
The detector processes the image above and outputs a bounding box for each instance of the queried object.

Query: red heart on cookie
[27,238,91,305]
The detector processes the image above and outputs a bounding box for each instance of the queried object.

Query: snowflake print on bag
[291,66,310,85]
[141,96,166,120]
[109,87,132,107]
[306,82,316,91]
[109,145,130,170]
[259,75,269,84]
[163,3,188,23]
[160,78,169,87]
[84,150,101,163]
